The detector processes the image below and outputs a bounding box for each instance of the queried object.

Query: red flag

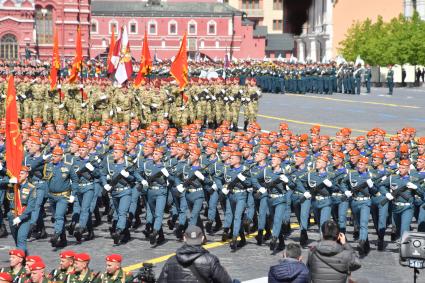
[5,75,24,216]
[170,33,188,91]
[49,29,60,91]
[107,28,116,74]
[110,26,133,85]
[134,32,152,88]
[68,26,83,83]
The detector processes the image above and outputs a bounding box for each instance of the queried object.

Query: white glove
[194,96,199,101]
[237,173,246,182]
[280,174,289,183]
[9,177,18,184]
[180,106,185,111]
[68,195,75,203]
[116,107,122,113]
[99,95,107,100]
[381,175,387,181]
[21,94,27,99]
[212,183,218,191]
[130,112,135,117]
[151,103,158,108]
[161,168,169,177]
[164,112,168,118]
[259,187,267,194]
[78,84,84,89]
[12,217,21,226]
[141,180,149,188]
[58,103,64,109]
[120,170,129,178]
[104,184,112,191]
[224,97,229,101]
[323,179,333,188]
[247,187,253,192]
[229,96,235,101]
[366,179,374,188]
[81,102,87,108]
[109,110,114,117]
[211,95,216,101]
[194,171,205,181]
[85,163,94,172]
[246,97,251,102]
[43,154,51,160]
[344,191,352,198]
[303,191,312,199]
[0,163,3,171]
[222,187,229,195]
[57,84,62,89]
[407,182,418,190]
[386,193,394,200]
[205,95,210,100]
[177,184,185,193]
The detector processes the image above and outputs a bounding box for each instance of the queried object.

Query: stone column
[297,40,305,62]
[325,38,332,62]
[310,40,317,62]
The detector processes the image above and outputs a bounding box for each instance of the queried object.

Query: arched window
[188,20,197,35]
[35,7,53,44]
[91,19,99,34]
[148,20,157,35]
[0,34,18,59]
[168,20,177,35]
[109,20,118,35]
[128,20,138,34]
[207,20,217,35]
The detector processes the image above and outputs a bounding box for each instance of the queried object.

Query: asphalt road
[2,86,425,282]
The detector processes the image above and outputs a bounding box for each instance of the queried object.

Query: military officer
[0,249,26,283]
[364,64,372,93]
[65,253,99,283]
[28,261,49,283]
[48,250,75,283]
[387,65,394,95]
[99,254,133,283]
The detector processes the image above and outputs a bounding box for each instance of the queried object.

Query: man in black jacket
[158,226,233,283]
[268,243,309,283]
[307,220,361,283]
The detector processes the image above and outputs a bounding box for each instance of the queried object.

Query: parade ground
[1,86,425,283]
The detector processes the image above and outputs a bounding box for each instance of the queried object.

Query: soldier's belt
[232,189,246,194]
[414,195,422,199]
[394,202,410,207]
[149,186,162,190]
[293,191,304,195]
[188,188,203,193]
[374,192,382,197]
[315,196,330,201]
[269,193,285,199]
[50,191,71,197]
[79,182,94,187]
[331,193,343,197]
[114,187,130,192]
[32,180,44,185]
[353,197,370,201]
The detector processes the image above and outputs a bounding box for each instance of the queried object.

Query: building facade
[0,0,265,61]
[404,0,425,19]
[295,0,403,62]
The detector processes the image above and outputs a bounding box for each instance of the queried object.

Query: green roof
[92,1,242,17]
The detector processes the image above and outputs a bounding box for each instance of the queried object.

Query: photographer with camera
[158,226,233,283]
[307,220,361,283]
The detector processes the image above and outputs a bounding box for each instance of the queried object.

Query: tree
[338,12,425,65]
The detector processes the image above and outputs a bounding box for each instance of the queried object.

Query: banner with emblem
[5,75,24,216]
[107,28,116,74]
[110,25,133,85]
[68,26,83,83]
[134,32,152,88]
[49,28,60,91]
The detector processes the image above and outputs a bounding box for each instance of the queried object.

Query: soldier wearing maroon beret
[48,250,75,283]
[0,250,26,282]
[99,254,133,283]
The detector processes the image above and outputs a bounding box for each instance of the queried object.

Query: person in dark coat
[307,220,361,283]
[157,226,233,283]
[268,243,309,283]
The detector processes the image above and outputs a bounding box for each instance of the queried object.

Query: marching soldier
[387,64,394,95]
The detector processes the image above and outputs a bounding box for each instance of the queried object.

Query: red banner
[134,32,152,88]
[170,33,188,91]
[49,29,60,91]
[68,26,83,83]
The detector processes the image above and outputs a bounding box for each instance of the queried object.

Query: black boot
[84,228,95,241]
[222,228,230,242]
[93,208,102,227]
[109,221,117,236]
[264,229,272,241]
[132,216,142,230]
[230,237,237,251]
[277,233,286,251]
[377,231,385,251]
[243,219,252,234]
[143,223,153,238]
[238,232,247,248]
[149,230,158,245]
[232,124,238,132]
[353,229,359,241]
[300,230,308,247]
[66,222,76,236]
[112,229,122,245]
[50,233,60,247]
[243,121,248,131]
[175,225,185,240]
[167,217,176,230]
[120,228,131,244]
[270,236,278,251]
[205,220,213,234]
[73,226,85,243]
[282,222,291,237]
[0,224,8,238]
[156,228,165,245]
[255,230,264,246]
[213,215,222,232]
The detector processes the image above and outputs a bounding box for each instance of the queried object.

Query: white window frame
[109,20,118,35]
[148,20,158,35]
[90,19,98,34]
[188,20,197,35]
[128,20,138,35]
[207,20,217,35]
[168,20,178,35]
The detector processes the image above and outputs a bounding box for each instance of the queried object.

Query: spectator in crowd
[268,243,309,283]
[157,226,233,283]
[307,220,361,283]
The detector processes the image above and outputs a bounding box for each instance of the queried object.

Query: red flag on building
[170,33,188,90]
[134,32,152,88]
[110,26,133,85]
[5,75,24,216]
[68,26,83,83]
[49,29,60,90]
[107,28,116,74]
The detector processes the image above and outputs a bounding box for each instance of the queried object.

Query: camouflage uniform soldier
[112,86,133,123]
[31,79,46,119]
[92,84,112,121]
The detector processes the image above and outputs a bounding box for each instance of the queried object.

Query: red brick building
[0,0,265,61]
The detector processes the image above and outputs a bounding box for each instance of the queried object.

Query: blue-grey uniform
[308,169,333,228]
[288,165,311,234]
[329,167,349,233]
[205,155,221,227]
[44,159,79,236]
[0,163,9,237]
[369,167,391,239]
[250,163,269,232]
[342,169,372,241]
[169,157,189,230]
[73,155,100,232]
[177,163,210,227]
[365,67,372,93]
[217,164,251,239]
[411,170,425,232]
[387,68,394,95]
[7,180,36,254]
[101,157,136,234]
[24,153,46,233]
[243,158,256,226]
[164,154,180,225]
[138,159,169,233]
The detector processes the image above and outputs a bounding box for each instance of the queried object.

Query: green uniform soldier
[99,254,133,283]
[49,250,75,283]
[0,249,26,283]
[65,253,100,283]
